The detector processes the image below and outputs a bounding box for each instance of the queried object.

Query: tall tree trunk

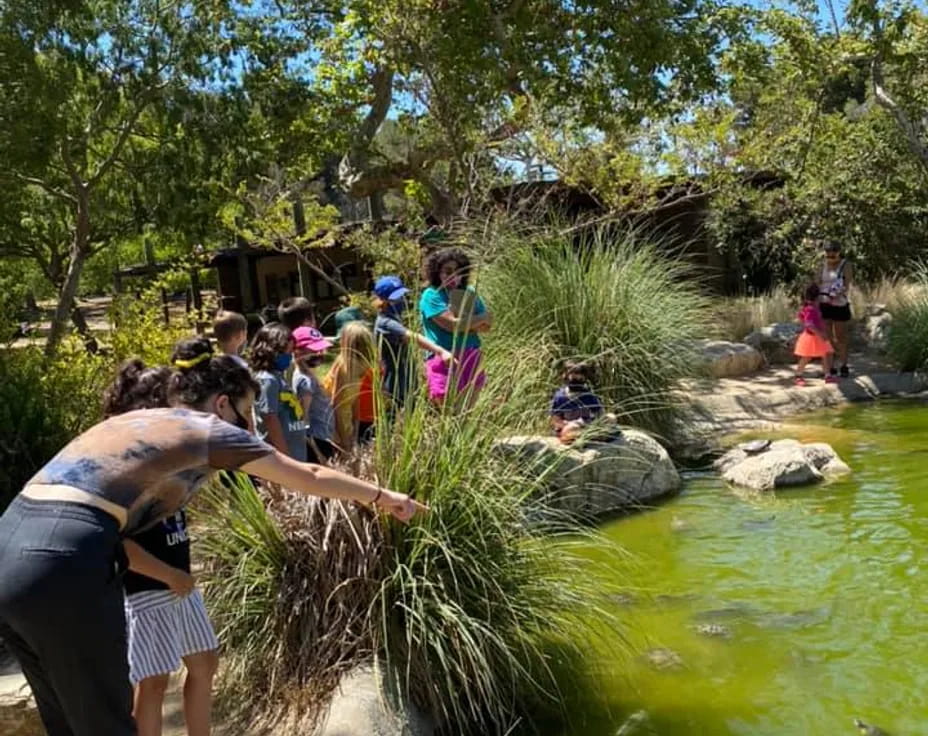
[45,189,90,357]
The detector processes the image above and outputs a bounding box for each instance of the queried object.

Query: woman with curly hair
[419,247,492,405]
[249,323,305,460]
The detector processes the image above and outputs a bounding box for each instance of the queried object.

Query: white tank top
[820,259,848,307]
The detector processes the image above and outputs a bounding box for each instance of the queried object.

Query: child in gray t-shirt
[250,324,307,461]
[292,327,337,464]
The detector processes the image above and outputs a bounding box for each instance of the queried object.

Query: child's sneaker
[794,376,807,387]
[825,375,840,384]
[839,365,850,378]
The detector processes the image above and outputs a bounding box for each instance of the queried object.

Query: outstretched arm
[411,331,454,362]
[240,451,426,522]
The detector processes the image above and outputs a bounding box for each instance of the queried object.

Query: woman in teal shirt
[419,247,492,405]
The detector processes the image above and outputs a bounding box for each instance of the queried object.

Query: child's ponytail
[102,359,171,417]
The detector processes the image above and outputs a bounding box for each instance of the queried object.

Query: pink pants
[425,347,486,401]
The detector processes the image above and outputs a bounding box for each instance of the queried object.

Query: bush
[887,267,928,371]
[0,340,109,509]
[199,347,628,735]
[477,223,710,435]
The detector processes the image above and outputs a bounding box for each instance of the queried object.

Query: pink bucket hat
[292,326,333,352]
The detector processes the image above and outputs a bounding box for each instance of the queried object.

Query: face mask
[274,353,293,372]
[229,402,250,431]
[387,301,406,316]
[307,355,325,368]
[567,380,589,392]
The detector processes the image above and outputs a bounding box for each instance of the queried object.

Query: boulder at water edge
[714,439,851,491]
[494,430,681,517]
[853,304,893,355]
[695,340,765,378]
[316,666,433,736]
[743,323,802,365]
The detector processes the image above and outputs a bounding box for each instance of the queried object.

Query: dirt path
[0,669,207,736]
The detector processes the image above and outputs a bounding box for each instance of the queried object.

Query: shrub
[887,267,928,371]
[477,223,710,435]
[199,346,628,735]
[0,339,108,509]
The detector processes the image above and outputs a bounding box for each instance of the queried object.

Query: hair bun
[171,336,214,371]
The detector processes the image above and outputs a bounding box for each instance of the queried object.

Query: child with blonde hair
[325,321,378,452]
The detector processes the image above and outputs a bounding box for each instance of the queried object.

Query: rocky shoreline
[675,351,926,461]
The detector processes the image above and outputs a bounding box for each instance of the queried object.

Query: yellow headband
[173,352,211,369]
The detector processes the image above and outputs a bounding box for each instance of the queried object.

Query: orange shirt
[358,369,375,423]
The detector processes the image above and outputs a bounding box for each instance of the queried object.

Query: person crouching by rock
[550,360,606,444]
[794,283,837,387]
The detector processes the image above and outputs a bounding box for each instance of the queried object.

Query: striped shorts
[124,588,219,684]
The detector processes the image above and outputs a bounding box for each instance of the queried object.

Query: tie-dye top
[25,408,274,534]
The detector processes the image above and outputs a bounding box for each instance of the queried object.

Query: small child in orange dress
[794,283,838,386]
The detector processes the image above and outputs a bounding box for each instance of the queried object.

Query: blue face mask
[274,353,293,372]
[387,301,406,317]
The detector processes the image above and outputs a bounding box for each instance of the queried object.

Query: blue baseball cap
[373,275,409,302]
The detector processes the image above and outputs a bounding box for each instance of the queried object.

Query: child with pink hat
[292,327,337,463]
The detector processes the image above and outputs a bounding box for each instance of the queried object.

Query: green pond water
[583,401,928,736]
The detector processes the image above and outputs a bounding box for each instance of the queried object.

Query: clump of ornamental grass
[198,331,630,735]
[475,222,711,436]
[887,265,928,371]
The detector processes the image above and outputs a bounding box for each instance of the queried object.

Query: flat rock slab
[715,439,850,491]
[495,430,681,518]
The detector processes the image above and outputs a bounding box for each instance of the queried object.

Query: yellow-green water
[585,401,928,735]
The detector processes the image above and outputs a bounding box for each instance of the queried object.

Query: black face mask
[229,402,250,430]
[567,381,589,392]
[306,355,325,368]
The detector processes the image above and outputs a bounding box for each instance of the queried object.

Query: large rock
[695,340,765,378]
[495,430,681,517]
[316,666,433,736]
[854,304,893,355]
[714,439,850,491]
[744,323,802,364]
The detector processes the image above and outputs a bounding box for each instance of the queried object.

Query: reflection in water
[575,402,928,736]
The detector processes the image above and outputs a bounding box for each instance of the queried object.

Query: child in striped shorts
[123,511,219,736]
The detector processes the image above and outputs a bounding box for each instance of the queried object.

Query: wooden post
[161,287,170,325]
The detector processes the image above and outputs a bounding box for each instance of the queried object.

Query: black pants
[0,495,136,736]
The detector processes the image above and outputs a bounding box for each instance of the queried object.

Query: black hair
[561,359,596,383]
[425,247,472,289]
[823,241,842,253]
[278,296,315,330]
[102,360,172,417]
[249,324,293,372]
[213,310,248,343]
[259,305,279,325]
[102,337,259,417]
[803,283,820,303]
[168,336,260,408]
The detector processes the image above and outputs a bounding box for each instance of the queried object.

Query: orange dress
[794,304,834,358]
